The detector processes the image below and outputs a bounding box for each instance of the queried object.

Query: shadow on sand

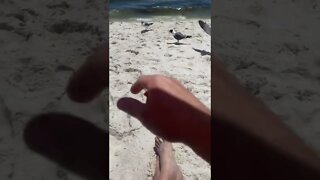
[141,29,153,34]
[24,113,107,180]
[192,48,211,56]
[167,42,190,45]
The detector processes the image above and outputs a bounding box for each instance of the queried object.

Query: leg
[153,137,184,180]
[153,156,161,180]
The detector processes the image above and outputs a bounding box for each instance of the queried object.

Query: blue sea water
[109,0,211,18]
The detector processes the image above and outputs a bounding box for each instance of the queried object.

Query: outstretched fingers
[130,75,161,94]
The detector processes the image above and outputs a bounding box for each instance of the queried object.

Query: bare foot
[153,137,184,180]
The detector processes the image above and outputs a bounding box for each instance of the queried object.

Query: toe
[153,147,160,156]
[155,137,162,147]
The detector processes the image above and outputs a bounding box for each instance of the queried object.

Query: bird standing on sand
[141,21,153,30]
[169,29,192,44]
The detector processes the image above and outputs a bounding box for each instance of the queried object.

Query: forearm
[184,107,211,164]
[214,118,320,179]
[213,57,320,178]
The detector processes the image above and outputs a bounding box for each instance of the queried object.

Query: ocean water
[109,0,211,19]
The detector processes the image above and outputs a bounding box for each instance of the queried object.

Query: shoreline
[109,16,211,23]
[109,9,211,20]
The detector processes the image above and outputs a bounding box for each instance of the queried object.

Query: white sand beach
[109,17,211,179]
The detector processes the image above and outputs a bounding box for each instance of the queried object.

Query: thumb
[117,97,146,120]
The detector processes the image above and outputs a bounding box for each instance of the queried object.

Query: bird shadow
[167,42,189,45]
[24,113,107,180]
[192,48,211,56]
[141,29,153,34]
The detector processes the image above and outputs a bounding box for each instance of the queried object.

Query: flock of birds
[141,20,211,44]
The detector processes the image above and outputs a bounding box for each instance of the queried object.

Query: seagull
[141,21,153,29]
[198,20,211,36]
[169,29,192,43]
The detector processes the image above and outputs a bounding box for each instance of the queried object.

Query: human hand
[117,75,211,161]
[24,45,108,180]
[66,47,212,161]
[66,46,108,102]
[212,56,320,179]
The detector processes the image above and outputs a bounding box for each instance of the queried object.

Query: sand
[0,0,107,179]
[109,17,211,179]
[213,0,320,154]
